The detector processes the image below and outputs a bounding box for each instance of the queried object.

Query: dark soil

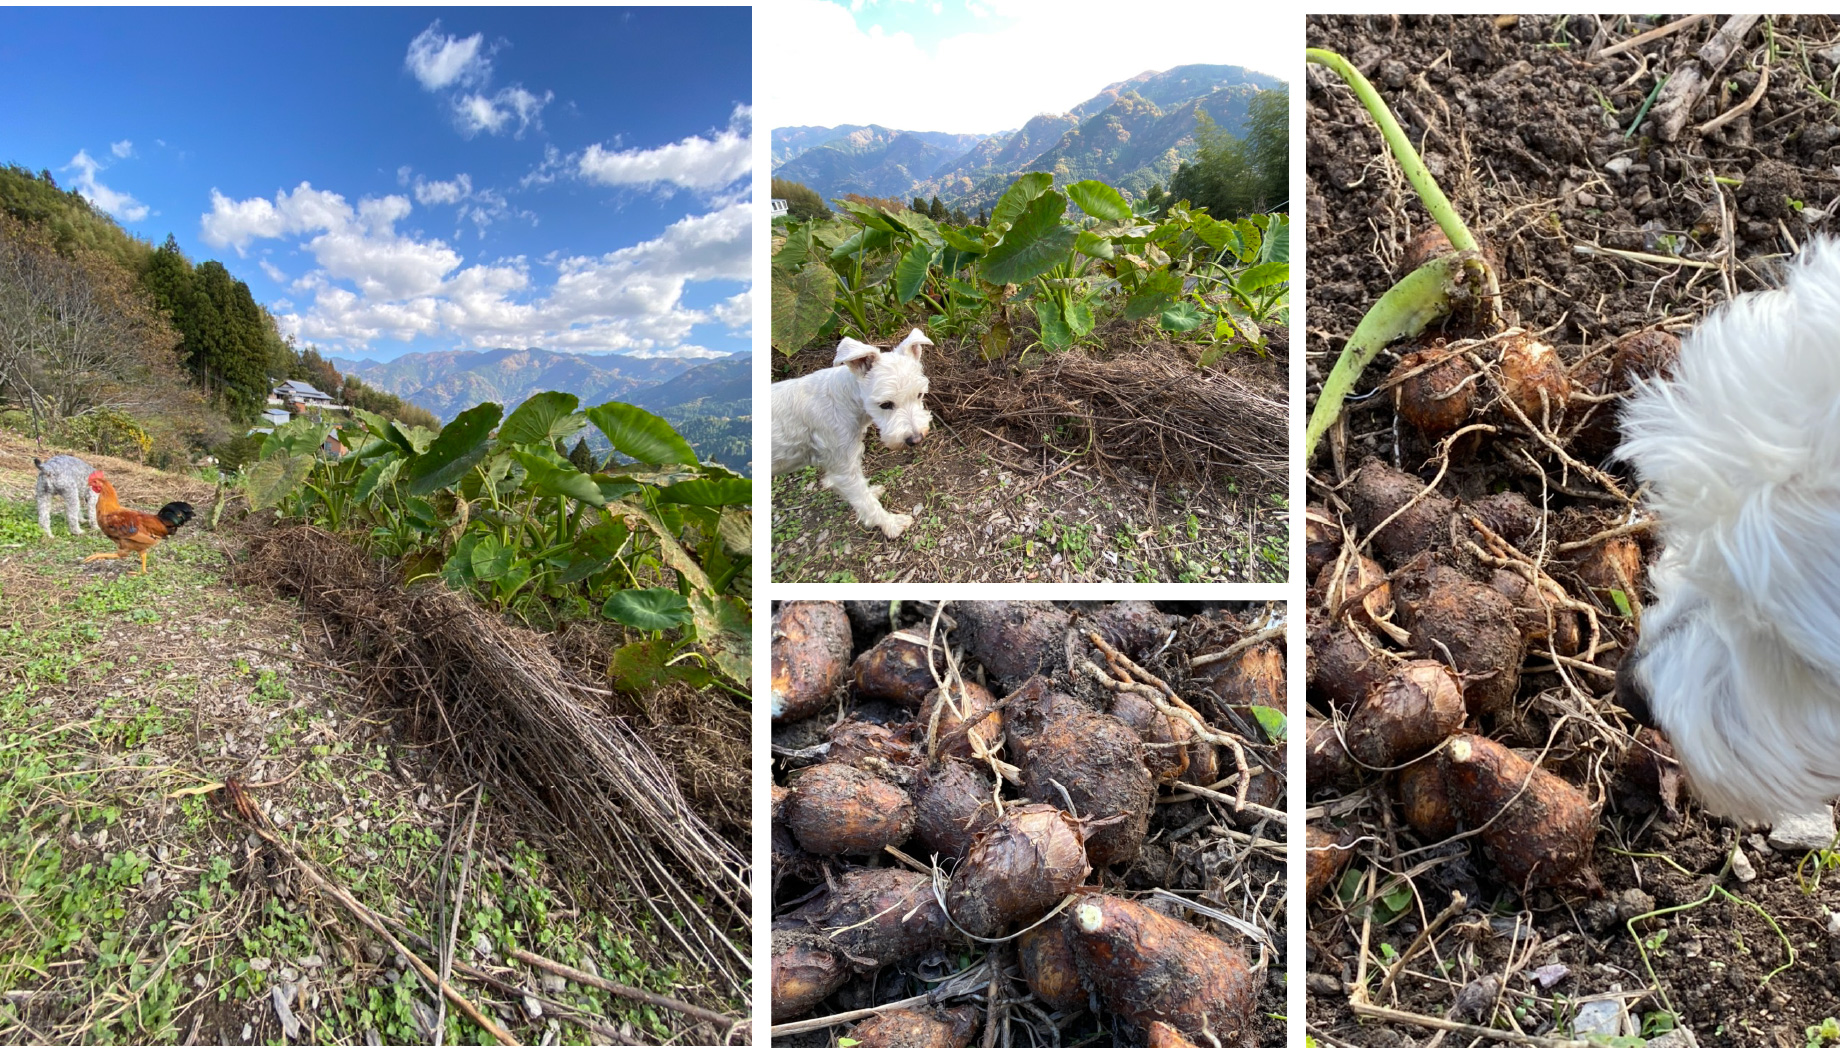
[771,330,1289,584]
[772,600,1287,1048]
[1306,14,1840,1047]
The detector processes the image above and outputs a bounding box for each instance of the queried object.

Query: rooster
[82,471,196,575]
[1616,238,1840,823]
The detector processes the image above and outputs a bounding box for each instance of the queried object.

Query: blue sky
[763,0,1292,133]
[0,7,752,362]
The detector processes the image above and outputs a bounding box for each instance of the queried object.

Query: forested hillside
[0,165,432,468]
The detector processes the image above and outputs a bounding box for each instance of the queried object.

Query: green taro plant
[244,393,751,693]
[770,172,1288,365]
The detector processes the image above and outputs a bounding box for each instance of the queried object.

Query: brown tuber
[1087,601,1176,660]
[1304,505,1343,582]
[1444,733,1601,893]
[912,758,997,861]
[1307,612,1389,713]
[1389,344,1478,437]
[1346,660,1465,767]
[1109,688,1189,784]
[853,629,946,707]
[952,601,1071,687]
[1010,684,1155,868]
[1147,1022,1204,1048]
[1393,756,1460,839]
[1306,825,1354,898]
[783,868,951,970]
[1611,329,1680,384]
[946,804,1091,937]
[1313,551,1392,629]
[784,762,915,855]
[772,601,853,724]
[1305,716,1360,792]
[1396,564,1525,716]
[1496,334,1571,426]
[1065,894,1261,1045]
[770,930,848,1019]
[1346,460,1455,567]
[1018,914,1086,1013]
[848,1005,979,1048]
[919,680,1004,762]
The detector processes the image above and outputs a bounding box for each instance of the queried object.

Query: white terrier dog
[773,329,933,538]
[1617,238,1840,823]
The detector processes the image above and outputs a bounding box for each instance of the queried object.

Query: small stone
[1827,911,1840,936]
[474,931,494,959]
[1769,808,1837,852]
[248,957,272,972]
[272,983,302,1039]
[1530,963,1570,989]
[523,994,543,1019]
[540,974,567,994]
[300,955,323,968]
[241,1023,252,1042]
[1306,972,1341,995]
[1616,887,1656,922]
[1648,1028,1701,1048]
[1570,998,1626,1036]
[1605,156,1633,177]
[1730,847,1757,882]
[1450,974,1502,1022]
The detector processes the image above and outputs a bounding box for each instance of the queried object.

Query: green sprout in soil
[1303,47,1504,460]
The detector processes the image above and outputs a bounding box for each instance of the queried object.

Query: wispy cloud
[66,149,148,222]
[577,104,751,192]
[404,22,489,91]
[109,139,134,159]
[405,21,551,139]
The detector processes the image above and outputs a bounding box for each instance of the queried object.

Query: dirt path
[0,437,735,1044]
[1306,15,1840,1047]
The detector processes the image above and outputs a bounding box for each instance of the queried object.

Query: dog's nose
[1615,647,1655,727]
[906,434,922,447]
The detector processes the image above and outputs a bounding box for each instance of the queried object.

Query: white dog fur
[772,328,933,538]
[1618,237,1840,823]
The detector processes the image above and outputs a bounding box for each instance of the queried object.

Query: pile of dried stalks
[238,525,750,1002]
[927,345,1289,488]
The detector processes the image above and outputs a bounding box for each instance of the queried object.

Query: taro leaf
[404,402,500,496]
[261,418,333,460]
[771,264,837,355]
[1036,299,1071,349]
[980,192,1077,285]
[1190,212,1233,252]
[1066,179,1132,221]
[895,242,935,304]
[470,533,513,581]
[989,172,1054,235]
[1261,215,1289,265]
[499,392,584,447]
[1073,230,1115,260]
[938,225,986,253]
[1066,299,1095,340]
[836,199,900,232]
[512,451,606,506]
[353,456,403,502]
[941,246,981,275]
[556,551,608,585]
[1251,705,1287,743]
[1160,300,1207,332]
[585,402,698,466]
[390,421,436,455]
[603,503,713,594]
[593,476,643,503]
[773,225,812,271]
[830,225,894,261]
[1234,218,1264,264]
[442,531,481,588]
[1234,261,1289,294]
[1124,269,1182,320]
[655,477,752,507]
[245,454,315,510]
[608,638,714,693]
[980,319,1011,361]
[602,587,694,631]
[691,590,751,685]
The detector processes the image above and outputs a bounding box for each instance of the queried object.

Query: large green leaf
[1066,180,1132,221]
[499,392,584,447]
[989,172,1054,235]
[260,418,333,460]
[771,264,836,355]
[691,591,751,686]
[512,451,606,506]
[602,588,694,631]
[938,225,986,253]
[1160,301,1207,332]
[404,402,500,496]
[1073,230,1115,260]
[836,199,900,232]
[1066,299,1095,339]
[608,638,713,693]
[586,402,698,466]
[894,242,935,304]
[245,454,315,509]
[1261,215,1289,265]
[655,477,752,507]
[353,456,403,502]
[1234,261,1290,294]
[1124,269,1182,320]
[470,533,514,581]
[979,192,1077,285]
[1190,212,1233,252]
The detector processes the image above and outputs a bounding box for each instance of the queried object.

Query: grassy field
[0,445,715,1044]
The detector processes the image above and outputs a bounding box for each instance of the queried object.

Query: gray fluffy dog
[34,454,99,538]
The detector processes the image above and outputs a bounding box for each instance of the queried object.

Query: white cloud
[213,184,748,357]
[763,0,1290,132]
[454,86,552,138]
[405,23,489,91]
[65,149,148,222]
[258,259,288,283]
[711,289,752,330]
[110,140,133,159]
[413,173,473,206]
[578,104,751,191]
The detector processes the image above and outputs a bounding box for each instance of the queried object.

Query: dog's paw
[879,513,914,538]
[867,483,885,498]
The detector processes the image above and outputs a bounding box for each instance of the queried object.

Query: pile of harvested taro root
[770,600,1287,1048]
[1306,14,1840,1045]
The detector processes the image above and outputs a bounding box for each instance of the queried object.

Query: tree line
[0,164,433,468]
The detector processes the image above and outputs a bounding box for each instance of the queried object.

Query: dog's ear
[891,328,933,360]
[834,337,881,374]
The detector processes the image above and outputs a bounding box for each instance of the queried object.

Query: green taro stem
[1304,256,1459,460]
[1305,47,1480,256]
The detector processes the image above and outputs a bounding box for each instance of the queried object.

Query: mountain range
[773,64,1285,211]
[328,348,752,474]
